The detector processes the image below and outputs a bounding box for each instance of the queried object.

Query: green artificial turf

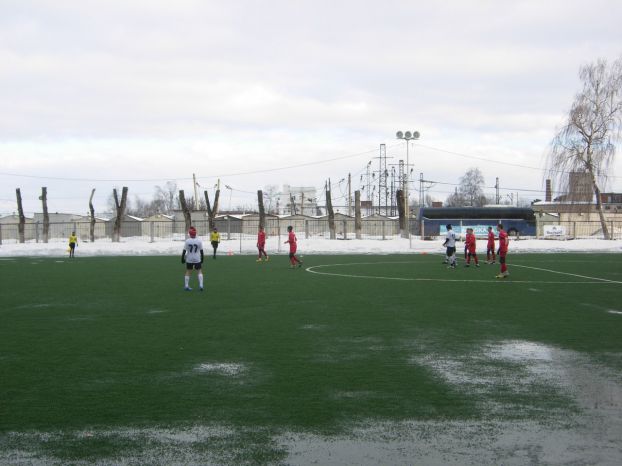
[0,253,621,462]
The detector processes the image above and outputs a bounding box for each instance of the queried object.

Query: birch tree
[548,56,622,240]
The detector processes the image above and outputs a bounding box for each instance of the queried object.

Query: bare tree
[263,185,279,214]
[458,168,487,207]
[89,189,96,242]
[257,190,265,230]
[326,180,336,239]
[445,187,465,208]
[179,190,192,235]
[154,181,178,214]
[112,187,128,242]
[16,188,25,243]
[204,186,221,230]
[40,187,49,243]
[548,56,622,239]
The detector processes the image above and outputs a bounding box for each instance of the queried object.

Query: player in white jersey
[181,226,205,291]
[442,224,457,269]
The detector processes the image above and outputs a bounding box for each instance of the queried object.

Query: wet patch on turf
[66,315,95,321]
[300,324,327,331]
[410,339,621,419]
[0,426,282,466]
[147,308,168,315]
[14,303,53,310]
[194,362,247,377]
[607,309,622,315]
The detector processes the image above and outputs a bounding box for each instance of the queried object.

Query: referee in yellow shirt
[68,231,78,258]
[210,227,220,259]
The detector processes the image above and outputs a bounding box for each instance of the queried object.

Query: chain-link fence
[1,217,620,244]
[0,218,405,244]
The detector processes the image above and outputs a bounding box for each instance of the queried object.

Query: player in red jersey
[464,228,480,267]
[496,224,509,278]
[486,226,496,264]
[256,226,269,262]
[284,225,303,268]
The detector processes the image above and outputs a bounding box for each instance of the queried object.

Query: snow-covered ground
[1,236,621,257]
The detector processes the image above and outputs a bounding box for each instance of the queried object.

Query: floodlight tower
[396,130,420,247]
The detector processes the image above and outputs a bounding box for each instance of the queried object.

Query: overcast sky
[1,0,621,215]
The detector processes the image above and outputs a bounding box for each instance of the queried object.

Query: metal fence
[418,218,622,240]
[534,219,622,240]
[0,218,405,244]
[1,218,620,244]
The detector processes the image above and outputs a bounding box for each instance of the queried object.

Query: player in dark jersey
[181,226,204,291]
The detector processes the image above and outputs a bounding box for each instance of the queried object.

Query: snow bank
[1,237,621,257]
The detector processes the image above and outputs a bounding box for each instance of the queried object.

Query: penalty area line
[511,264,622,284]
[305,263,618,284]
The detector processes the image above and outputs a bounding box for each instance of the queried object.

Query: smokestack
[545,179,552,202]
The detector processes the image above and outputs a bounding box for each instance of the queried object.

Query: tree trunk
[41,187,49,243]
[16,188,25,243]
[257,190,265,230]
[326,185,336,240]
[589,171,611,240]
[204,188,221,230]
[355,190,362,239]
[396,189,406,238]
[89,188,96,242]
[112,187,128,242]
[179,190,192,235]
[212,188,220,218]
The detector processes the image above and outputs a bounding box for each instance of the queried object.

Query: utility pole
[301,191,305,216]
[373,144,390,216]
[366,162,372,209]
[495,177,500,205]
[419,172,424,208]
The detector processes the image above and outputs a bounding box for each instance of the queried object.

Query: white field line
[305,261,622,285]
[511,264,622,284]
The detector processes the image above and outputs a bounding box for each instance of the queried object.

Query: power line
[418,143,622,179]
[0,147,380,183]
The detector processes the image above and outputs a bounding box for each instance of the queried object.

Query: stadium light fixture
[396,130,421,247]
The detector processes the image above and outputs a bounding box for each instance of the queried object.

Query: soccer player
[257,226,269,262]
[464,227,479,267]
[442,224,457,269]
[210,227,220,259]
[284,225,303,268]
[496,223,509,279]
[181,226,204,291]
[486,226,496,264]
[68,231,78,258]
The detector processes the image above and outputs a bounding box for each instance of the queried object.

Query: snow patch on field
[194,362,247,376]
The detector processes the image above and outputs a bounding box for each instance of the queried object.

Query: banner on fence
[543,224,566,237]
[439,224,492,238]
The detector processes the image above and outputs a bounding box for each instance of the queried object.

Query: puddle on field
[4,417,620,466]
[607,310,622,315]
[147,309,168,315]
